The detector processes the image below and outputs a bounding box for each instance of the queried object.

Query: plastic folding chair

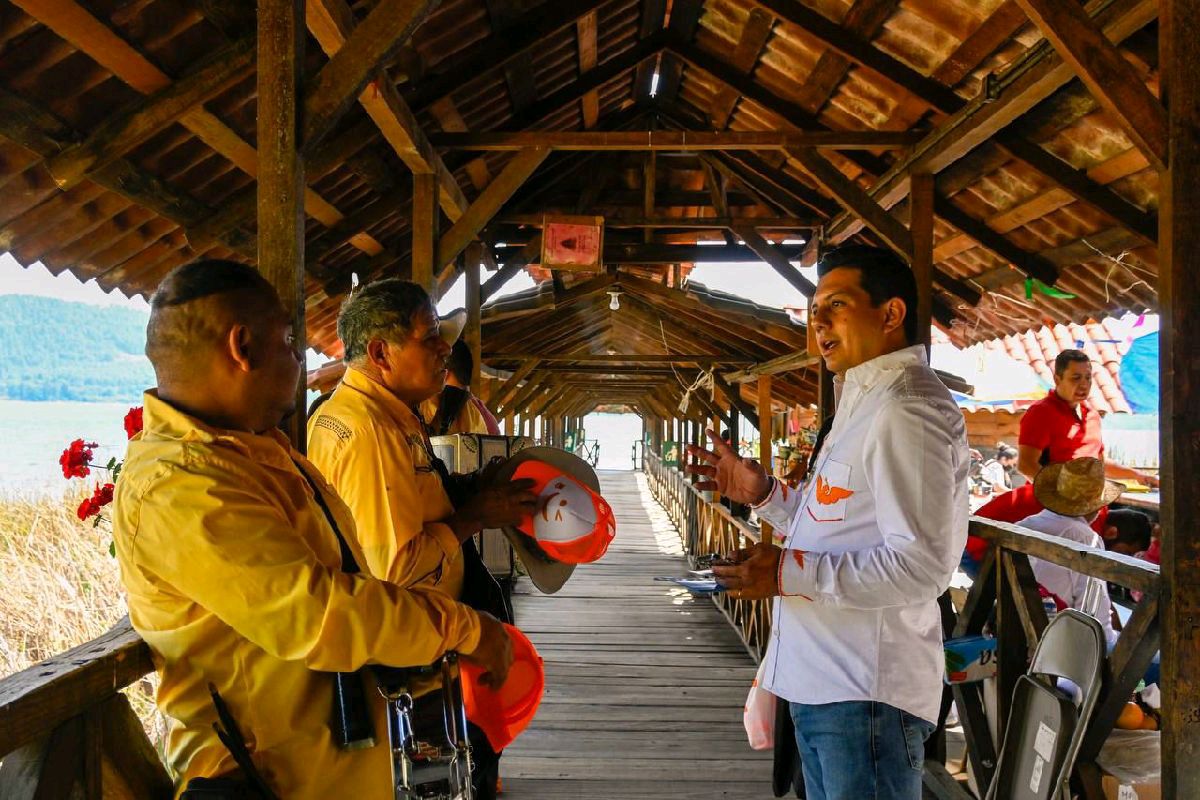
[985,609,1106,800]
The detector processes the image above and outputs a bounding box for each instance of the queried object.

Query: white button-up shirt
[754,345,969,724]
[1014,508,1117,645]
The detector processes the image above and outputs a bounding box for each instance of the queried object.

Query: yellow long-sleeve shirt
[113,391,481,799]
[308,368,466,599]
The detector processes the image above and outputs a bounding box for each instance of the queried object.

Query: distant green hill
[0,295,154,403]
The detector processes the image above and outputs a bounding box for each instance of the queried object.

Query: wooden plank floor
[501,470,776,799]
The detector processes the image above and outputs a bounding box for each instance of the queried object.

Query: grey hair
[337,278,431,363]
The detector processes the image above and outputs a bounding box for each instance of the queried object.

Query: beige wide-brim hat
[492,447,602,594]
[439,308,467,345]
[1033,456,1124,517]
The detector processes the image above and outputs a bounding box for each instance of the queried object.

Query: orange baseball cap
[510,460,615,564]
[460,623,544,751]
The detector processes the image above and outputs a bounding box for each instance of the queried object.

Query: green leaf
[109,540,116,558]
[1025,277,1076,300]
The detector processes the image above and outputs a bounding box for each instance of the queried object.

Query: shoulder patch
[313,415,353,442]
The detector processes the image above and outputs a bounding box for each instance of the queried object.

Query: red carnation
[60,439,98,479]
[124,406,144,440]
[77,483,115,521]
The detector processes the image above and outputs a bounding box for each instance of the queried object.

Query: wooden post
[258,0,306,450]
[464,243,483,392]
[504,413,514,436]
[909,172,934,353]
[412,172,438,294]
[1160,1,1200,794]
[758,375,773,537]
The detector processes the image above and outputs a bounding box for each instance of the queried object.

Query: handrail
[643,450,1164,800]
[0,617,152,757]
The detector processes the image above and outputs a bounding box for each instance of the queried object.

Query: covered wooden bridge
[0,0,1198,797]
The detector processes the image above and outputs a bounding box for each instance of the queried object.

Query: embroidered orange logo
[791,550,807,569]
[815,475,854,506]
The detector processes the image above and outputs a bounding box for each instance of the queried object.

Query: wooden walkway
[501,470,775,799]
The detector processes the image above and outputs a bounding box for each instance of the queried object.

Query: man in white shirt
[689,245,969,800]
[1016,456,1124,645]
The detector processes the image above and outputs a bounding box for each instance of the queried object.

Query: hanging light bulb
[608,289,622,311]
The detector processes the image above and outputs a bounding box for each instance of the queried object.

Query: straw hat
[1033,457,1124,517]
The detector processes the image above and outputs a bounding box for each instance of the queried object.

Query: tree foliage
[0,295,153,402]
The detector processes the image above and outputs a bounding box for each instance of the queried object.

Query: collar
[341,366,426,430]
[835,344,928,393]
[140,390,294,464]
[1046,389,1091,418]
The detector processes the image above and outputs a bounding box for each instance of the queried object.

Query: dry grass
[0,491,168,755]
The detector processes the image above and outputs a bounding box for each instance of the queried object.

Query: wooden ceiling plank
[46,35,256,190]
[932,194,1058,284]
[306,0,468,220]
[932,1,1028,86]
[826,0,1158,243]
[0,87,254,260]
[793,0,900,115]
[709,7,776,128]
[1013,0,1166,171]
[576,10,600,129]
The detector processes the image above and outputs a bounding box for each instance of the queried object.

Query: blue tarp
[1120,332,1159,415]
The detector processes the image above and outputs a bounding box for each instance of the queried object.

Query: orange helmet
[460,623,544,751]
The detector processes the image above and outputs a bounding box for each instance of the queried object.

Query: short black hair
[1054,349,1091,377]
[150,259,275,309]
[1106,508,1153,551]
[447,339,473,385]
[816,245,919,345]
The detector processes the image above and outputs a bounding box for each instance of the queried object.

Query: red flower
[60,439,98,479]
[77,482,115,521]
[124,406,144,440]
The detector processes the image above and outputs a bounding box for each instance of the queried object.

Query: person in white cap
[688,245,969,800]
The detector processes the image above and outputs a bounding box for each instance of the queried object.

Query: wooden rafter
[1014,0,1166,171]
[10,0,385,260]
[733,225,816,298]
[306,0,468,220]
[430,130,919,151]
[709,7,776,128]
[793,0,900,115]
[575,10,600,129]
[46,35,256,190]
[826,0,1158,243]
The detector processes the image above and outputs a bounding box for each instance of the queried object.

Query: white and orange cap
[492,446,612,593]
[511,460,615,564]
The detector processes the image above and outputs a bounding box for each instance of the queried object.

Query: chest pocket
[806,458,854,523]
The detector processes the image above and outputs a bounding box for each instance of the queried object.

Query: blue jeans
[789,701,934,800]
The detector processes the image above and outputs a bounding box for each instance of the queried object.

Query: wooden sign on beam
[541,214,604,271]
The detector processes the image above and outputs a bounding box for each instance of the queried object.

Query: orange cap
[511,460,615,564]
[460,624,544,751]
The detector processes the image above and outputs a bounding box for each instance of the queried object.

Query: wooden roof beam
[11,0,385,259]
[709,7,776,128]
[576,10,600,130]
[792,0,900,115]
[45,35,256,190]
[826,0,1158,243]
[700,150,840,218]
[724,350,820,384]
[1013,0,1166,171]
[496,213,818,229]
[0,88,254,260]
[481,236,541,303]
[482,354,755,364]
[712,372,759,430]
[430,130,919,151]
[932,194,1059,285]
[306,0,468,220]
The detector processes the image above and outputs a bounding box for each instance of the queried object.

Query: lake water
[0,401,649,496]
[0,399,138,497]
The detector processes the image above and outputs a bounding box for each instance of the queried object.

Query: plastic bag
[743,659,776,750]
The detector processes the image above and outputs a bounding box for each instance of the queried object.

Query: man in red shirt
[967,350,1158,564]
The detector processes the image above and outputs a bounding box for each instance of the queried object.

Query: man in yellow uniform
[113,260,513,799]
[308,279,535,798]
[422,339,501,435]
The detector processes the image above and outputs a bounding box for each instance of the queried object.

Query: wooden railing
[643,452,1164,800]
[0,619,168,798]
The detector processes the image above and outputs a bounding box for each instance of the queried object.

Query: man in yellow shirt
[422,339,501,435]
[308,279,536,798]
[113,260,513,799]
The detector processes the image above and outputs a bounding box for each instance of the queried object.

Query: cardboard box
[1101,773,1161,800]
[430,434,534,579]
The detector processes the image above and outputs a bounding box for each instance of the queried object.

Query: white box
[430,434,534,578]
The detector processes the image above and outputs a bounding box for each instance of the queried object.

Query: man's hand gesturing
[686,429,772,505]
